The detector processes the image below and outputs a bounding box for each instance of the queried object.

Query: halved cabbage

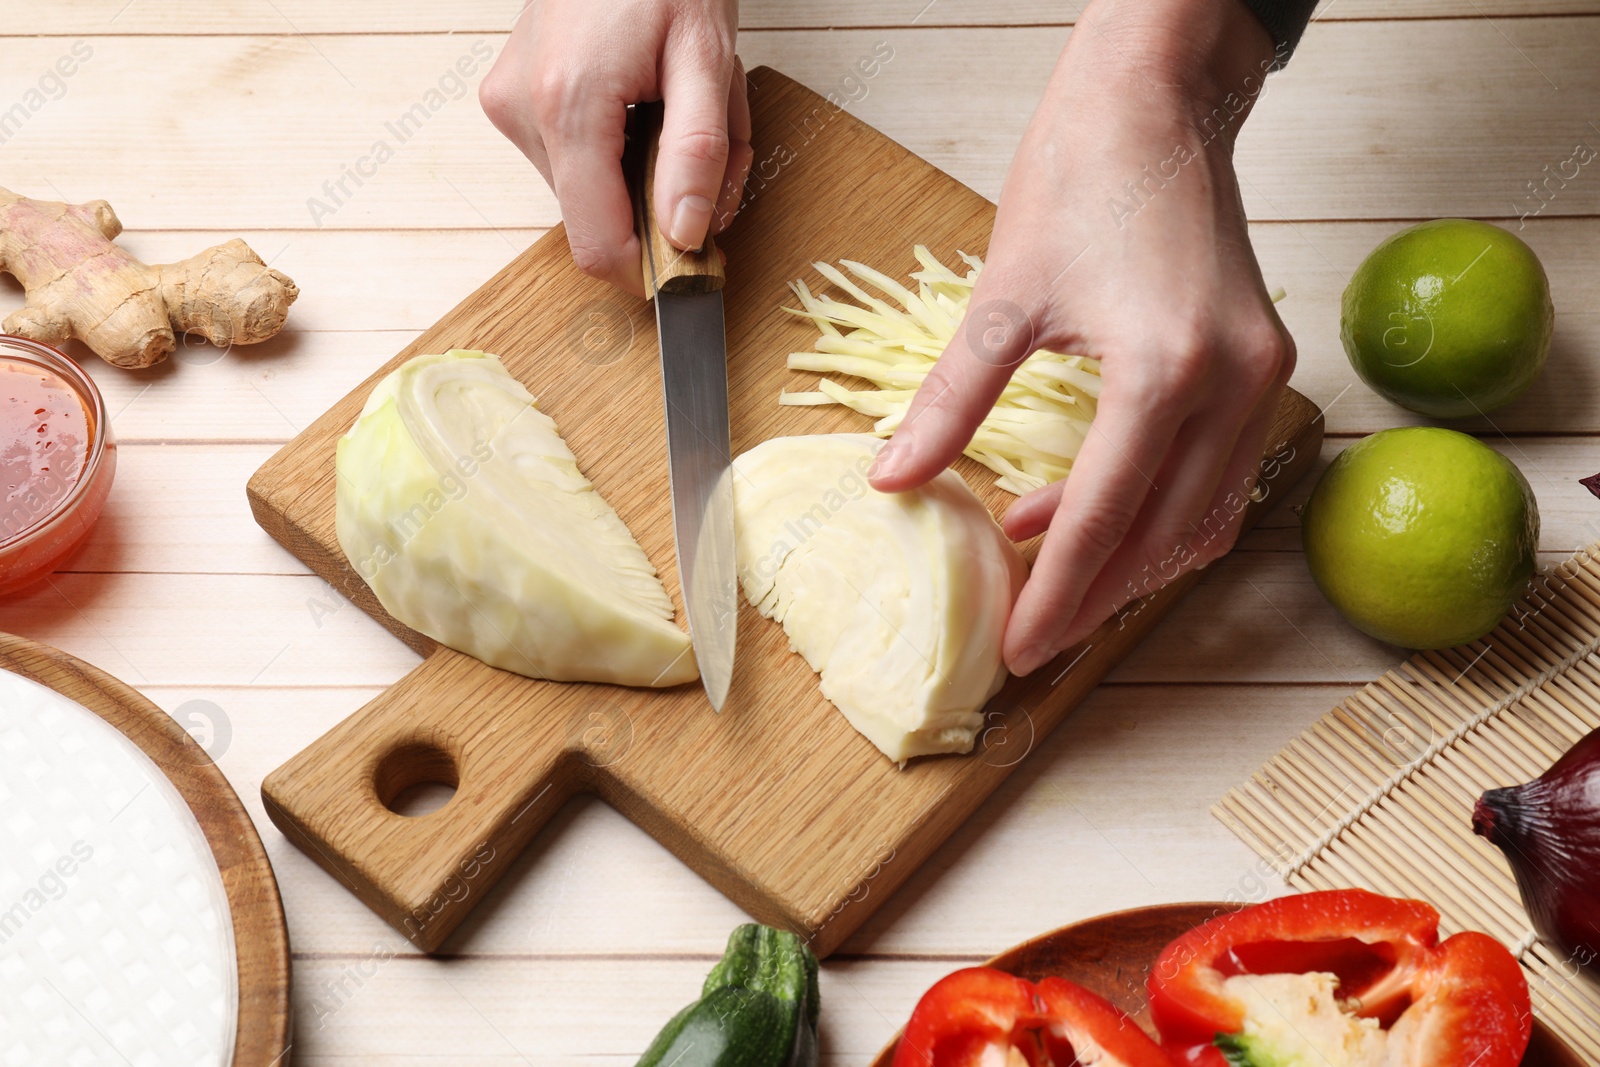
[733,434,1028,763]
[336,350,697,687]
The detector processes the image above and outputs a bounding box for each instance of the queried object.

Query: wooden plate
[867,902,1583,1067]
[0,632,292,1066]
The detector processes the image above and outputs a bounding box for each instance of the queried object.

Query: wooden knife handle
[626,100,726,297]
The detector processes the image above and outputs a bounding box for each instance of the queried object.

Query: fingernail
[869,428,913,480]
[1012,645,1052,677]
[669,195,714,250]
[868,441,897,479]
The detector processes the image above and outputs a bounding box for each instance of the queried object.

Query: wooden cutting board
[248,66,1324,957]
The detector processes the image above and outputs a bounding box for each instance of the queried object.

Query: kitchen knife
[625,101,738,711]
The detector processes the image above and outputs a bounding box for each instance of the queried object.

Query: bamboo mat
[1217,543,1600,1063]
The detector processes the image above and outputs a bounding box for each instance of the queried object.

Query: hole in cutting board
[375,740,459,819]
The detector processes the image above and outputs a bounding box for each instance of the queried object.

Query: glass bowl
[0,336,116,595]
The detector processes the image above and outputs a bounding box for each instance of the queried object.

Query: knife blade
[626,101,738,711]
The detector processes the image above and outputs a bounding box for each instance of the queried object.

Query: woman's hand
[479,0,750,295]
[868,0,1295,676]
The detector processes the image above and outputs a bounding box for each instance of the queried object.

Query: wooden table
[3,2,1598,1062]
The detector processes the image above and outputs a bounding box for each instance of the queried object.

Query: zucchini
[635,923,820,1067]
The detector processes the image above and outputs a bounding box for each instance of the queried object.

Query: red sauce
[0,358,90,546]
[0,343,114,595]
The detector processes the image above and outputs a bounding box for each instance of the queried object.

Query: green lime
[1301,427,1537,649]
[1341,219,1553,418]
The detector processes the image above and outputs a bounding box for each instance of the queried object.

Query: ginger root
[0,187,298,369]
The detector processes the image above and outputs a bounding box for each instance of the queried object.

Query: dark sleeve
[1237,0,1319,68]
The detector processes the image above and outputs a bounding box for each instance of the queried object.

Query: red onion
[1473,726,1600,971]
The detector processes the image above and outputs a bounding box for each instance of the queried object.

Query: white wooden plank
[153,682,1322,959]
[0,229,541,343]
[1,1,1593,34]
[86,329,416,443]
[62,437,1600,579]
[2,22,1600,229]
[96,228,545,333]
[11,428,1589,688]
[0,573,420,687]
[794,18,1600,224]
[1108,549,1407,685]
[284,954,953,1065]
[9,216,1593,445]
[2,228,537,444]
[64,443,291,574]
[0,34,539,231]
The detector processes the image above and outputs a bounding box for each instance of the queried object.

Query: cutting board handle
[627,100,726,297]
[261,646,593,952]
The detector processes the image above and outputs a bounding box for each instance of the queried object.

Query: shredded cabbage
[780,247,1102,495]
[783,250,1287,496]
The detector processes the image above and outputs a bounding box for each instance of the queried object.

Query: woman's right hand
[479,0,750,295]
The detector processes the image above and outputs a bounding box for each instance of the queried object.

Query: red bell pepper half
[893,967,1172,1067]
[1148,889,1531,1067]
